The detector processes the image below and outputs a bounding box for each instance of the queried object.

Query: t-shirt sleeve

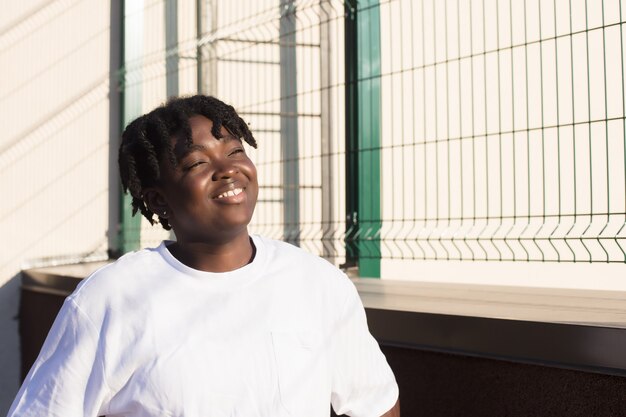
[8,297,110,417]
[330,280,399,417]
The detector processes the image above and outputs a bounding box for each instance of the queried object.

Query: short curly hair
[118,95,257,230]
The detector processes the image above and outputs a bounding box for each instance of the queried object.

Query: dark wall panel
[380,345,626,417]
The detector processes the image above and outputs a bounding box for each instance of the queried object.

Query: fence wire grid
[122,0,626,275]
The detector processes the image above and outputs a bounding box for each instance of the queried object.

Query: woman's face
[154,114,258,244]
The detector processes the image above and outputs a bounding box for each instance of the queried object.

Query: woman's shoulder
[254,234,352,290]
[69,244,168,306]
[256,235,339,269]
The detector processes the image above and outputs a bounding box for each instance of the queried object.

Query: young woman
[9,95,400,417]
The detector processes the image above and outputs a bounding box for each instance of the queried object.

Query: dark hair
[118,95,257,230]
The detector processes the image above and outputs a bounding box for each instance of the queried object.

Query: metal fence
[120,0,626,278]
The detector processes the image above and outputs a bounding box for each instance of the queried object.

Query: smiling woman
[8,95,399,417]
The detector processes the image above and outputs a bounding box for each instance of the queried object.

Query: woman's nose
[212,161,238,181]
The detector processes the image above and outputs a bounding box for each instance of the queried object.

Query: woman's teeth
[216,188,243,199]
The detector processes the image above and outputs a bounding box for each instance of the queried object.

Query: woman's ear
[143,188,170,219]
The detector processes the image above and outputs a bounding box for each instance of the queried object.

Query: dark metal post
[165,0,179,98]
[279,0,300,246]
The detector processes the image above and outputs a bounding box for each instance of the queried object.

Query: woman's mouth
[214,187,244,200]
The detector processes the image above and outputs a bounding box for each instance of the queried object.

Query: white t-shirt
[9,235,398,417]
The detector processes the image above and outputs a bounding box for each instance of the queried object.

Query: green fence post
[118,0,144,253]
[357,0,382,277]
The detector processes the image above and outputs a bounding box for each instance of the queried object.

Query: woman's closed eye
[229,147,245,156]
[185,160,206,171]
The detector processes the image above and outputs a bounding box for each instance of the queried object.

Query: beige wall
[0,0,114,411]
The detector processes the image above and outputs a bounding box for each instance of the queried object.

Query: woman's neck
[167,233,255,273]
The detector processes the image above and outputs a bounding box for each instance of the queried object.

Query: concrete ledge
[21,262,109,296]
[353,279,626,375]
[353,279,626,328]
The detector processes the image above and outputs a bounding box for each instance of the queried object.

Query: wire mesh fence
[121,0,626,276]
[373,0,626,266]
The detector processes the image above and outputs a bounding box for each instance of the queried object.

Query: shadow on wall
[0,274,21,416]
